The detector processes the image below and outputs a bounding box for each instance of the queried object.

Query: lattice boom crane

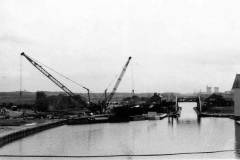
[105,56,132,106]
[21,52,76,97]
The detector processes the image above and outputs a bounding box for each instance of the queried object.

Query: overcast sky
[1,0,240,93]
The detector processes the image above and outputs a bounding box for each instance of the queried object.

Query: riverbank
[0,111,236,159]
[67,113,169,125]
[0,112,170,146]
[0,119,66,147]
[0,110,180,146]
[193,107,234,118]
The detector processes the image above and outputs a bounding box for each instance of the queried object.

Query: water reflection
[168,117,201,128]
[173,102,201,127]
[0,102,237,159]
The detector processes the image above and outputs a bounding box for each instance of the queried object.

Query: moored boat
[66,117,90,125]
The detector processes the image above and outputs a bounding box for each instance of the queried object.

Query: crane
[83,87,90,104]
[104,56,132,108]
[20,52,87,107]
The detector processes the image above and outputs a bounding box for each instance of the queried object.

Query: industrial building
[206,86,212,94]
[232,74,240,118]
[214,87,219,93]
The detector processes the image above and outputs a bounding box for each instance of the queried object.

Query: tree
[149,93,162,104]
[35,91,48,112]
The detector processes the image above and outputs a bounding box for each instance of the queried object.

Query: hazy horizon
[1,0,240,93]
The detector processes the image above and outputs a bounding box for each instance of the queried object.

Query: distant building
[214,87,219,93]
[206,86,212,94]
[232,74,240,118]
[224,90,233,94]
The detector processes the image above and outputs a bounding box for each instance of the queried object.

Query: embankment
[0,119,66,147]
[193,107,234,118]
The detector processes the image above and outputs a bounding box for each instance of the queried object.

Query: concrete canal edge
[0,119,66,147]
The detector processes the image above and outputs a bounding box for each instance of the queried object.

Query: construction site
[0,54,239,159]
[0,53,180,126]
[0,52,236,128]
[2,0,240,159]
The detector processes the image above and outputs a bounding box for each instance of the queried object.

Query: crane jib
[105,56,132,106]
[20,52,77,98]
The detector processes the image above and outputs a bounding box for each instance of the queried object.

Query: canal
[0,102,239,159]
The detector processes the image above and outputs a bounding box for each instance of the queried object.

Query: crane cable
[131,61,135,95]
[27,55,88,89]
[19,55,23,100]
[31,56,88,90]
[100,74,118,100]
[106,74,119,91]
[21,54,96,100]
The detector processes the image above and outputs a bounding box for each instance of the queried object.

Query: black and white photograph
[1,0,240,159]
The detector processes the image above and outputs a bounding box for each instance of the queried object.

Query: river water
[0,102,239,159]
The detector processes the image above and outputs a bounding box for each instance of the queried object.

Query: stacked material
[147,112,167,120]
[130,115,146,121]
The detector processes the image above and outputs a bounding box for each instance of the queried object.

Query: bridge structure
[175,96,202,113]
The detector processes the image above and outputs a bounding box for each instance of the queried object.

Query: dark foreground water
[0,102,239,159]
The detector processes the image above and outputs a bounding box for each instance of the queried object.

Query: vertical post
[132,89,135,96]
[104,89,107,100]
[19,55,22,107]
[87,89,91,104]
[198,96,202,112]
[175,96,178,112]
